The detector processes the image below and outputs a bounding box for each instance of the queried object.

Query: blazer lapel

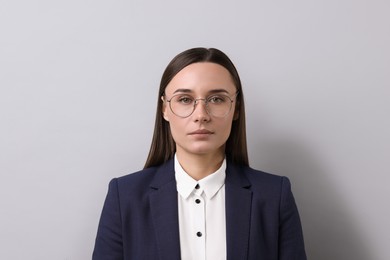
[149,159,181,260]
[225,162,252,260]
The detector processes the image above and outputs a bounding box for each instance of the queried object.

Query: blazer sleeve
[278,177,307,260]
[93,178,124,260]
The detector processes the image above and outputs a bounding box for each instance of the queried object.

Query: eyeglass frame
[163,91,239,118]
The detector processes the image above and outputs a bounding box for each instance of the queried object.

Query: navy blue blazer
[93,159,306,260]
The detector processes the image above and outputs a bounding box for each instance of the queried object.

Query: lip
[188,129,213,135]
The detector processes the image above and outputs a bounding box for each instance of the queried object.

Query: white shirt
[175,155,227,260]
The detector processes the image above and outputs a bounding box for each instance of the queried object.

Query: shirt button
[195,199,201,204]
[196,232,202,237]
[195,184,200,189]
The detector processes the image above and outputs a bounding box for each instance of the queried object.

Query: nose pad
[193,99,210,121]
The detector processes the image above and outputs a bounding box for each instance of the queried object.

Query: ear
[233,102,239,120]
[161,96,169,121]
[233,99,240,120]
[233,110,239,120]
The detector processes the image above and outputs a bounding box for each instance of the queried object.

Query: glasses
[165,92,238,118]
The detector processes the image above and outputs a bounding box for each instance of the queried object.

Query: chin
[184,144,224,156]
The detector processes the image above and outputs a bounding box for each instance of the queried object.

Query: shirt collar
[175,154,226,200]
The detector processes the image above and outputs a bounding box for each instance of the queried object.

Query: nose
[193,99,210,122]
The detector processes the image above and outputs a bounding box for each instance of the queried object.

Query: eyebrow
[173,88,230,95]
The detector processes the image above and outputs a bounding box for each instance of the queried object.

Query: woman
[93,48,307,260]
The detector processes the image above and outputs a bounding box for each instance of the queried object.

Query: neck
[176,150,225,181]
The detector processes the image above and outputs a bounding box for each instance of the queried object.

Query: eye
[175,95,194,105]
[208,95,227,104]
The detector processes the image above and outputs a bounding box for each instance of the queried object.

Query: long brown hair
[144,47,248,168]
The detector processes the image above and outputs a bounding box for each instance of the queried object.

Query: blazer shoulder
[239,165,292,193]
[243,165,286,182]
[113,159,175,194]
[111,166,160,194]
[117,166,158,182]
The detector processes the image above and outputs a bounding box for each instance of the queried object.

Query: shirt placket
[192,186,206,260]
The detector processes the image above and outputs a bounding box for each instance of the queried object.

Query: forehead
[165,62,236,95]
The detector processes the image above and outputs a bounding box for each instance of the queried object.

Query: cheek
[167,118,186,139]
[218,118,234,138]
[223,123,233,138]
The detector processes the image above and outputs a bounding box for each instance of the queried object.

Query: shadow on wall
[250,137,373,260]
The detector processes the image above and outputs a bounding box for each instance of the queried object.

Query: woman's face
[162,62,237,158]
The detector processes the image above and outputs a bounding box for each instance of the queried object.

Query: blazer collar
[149,158,176,189]
[149,159,252,260]
[225,162,252,260]
[149,159,181,260]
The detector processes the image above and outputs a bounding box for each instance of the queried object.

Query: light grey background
[1,0,389,259]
